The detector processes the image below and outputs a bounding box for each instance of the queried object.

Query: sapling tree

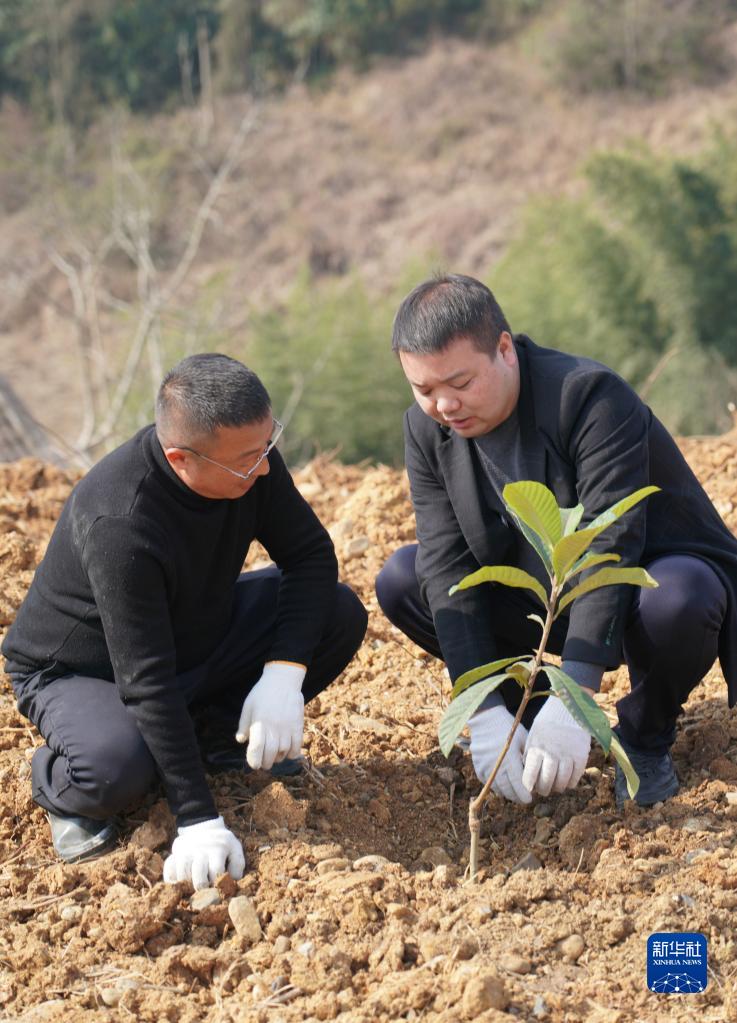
[438,480,660,881]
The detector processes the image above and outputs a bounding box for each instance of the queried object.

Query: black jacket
[405,336,737,701]
[2,426,338,823]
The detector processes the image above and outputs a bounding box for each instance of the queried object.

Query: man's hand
[522,697,591,796]
[163,816,245,890]
[235,661,306,770]
[467,703,533,804]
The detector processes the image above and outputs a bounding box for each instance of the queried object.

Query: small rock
[60,905,83,923]
[533,802,554,818]
[684,817,713,833]
[433,864,457,886]
[297,940,315,958]
[461,974,509,1017]
[499,953,532,974]
[533,819,555,845]
[685,848,711,863]
[532,994,549,1018]
[17,761,31,780]
[436,766,460,788]
[558,933,585,962]
[510,851,543,873]
[420,846,452,867]
[725,791,737,806]
[584,766,601,780]
[274,935,291,954]
[673,893,697,908]
[99,989,121,1008]
[316,857,351,875]
[345,536,370,558]
[191,888,222,912]
[228,896,262,943]
[352,854,391,871]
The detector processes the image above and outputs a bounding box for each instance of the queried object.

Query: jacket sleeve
[405,411,514,684]
[558,369,652,666]
[82,516,218,827]
[255,449,340,667]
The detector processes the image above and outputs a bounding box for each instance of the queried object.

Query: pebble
[296,940,315,958]
[352,854,391,871]
[558,934,585,962]
[499,953,532,974]
[533,802,554,818]
[386,903,417,922]
[228,896,263,943]
[273,935,291,954]
[725,791,737,805]
[17,761,31,780]
[345,536,370,558]
[532,994,549,1018]
[461,974,509,1017]
[316,857,351,875]
[510,851,543,873]
[684,849,710,864]
[683,817,712,833]
[533,819,555,845]
[60,904,83,923]
[420,846,452,866]
[190,888,222,911]
[432,864,457,886]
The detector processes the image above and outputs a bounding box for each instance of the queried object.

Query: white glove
[163,816,245,890]
[467,703,533,804]
[235,661,306,770]
[522,697,591,796]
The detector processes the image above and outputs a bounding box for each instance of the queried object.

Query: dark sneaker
[614,738,679,808]
[202,741,304,777]
[245,756,304,778]
[47,812,118,863]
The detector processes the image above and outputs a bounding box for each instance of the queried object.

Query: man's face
[399,333,520,437]
[166,418,274,500]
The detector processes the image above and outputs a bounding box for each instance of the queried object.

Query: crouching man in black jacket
[2,353,367,887]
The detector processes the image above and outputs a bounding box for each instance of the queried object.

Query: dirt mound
[1,439,737,1021]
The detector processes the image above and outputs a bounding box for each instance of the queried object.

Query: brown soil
[1,436,737,1022]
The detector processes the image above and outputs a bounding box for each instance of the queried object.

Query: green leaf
[543,665,612,752]
[551,486,660,579]
[450,565,549,607]
[507,659,534,686]
[439,674,509,756]
[503,481,563,549]
[585,486,660,534]
[609,734,640,799]
[560,503,584,536]
[527,613,546,630]
[451,655,526,699]
[566,551,621,580]
[556,566,658,616]
[509,515,554,577]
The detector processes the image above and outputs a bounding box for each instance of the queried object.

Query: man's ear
[163,446,187,470]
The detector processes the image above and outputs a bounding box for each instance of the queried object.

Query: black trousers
[375,545,728,754]
[13,569,367,819]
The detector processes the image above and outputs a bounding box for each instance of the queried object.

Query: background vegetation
[1,0,732,126]
[2,1,737,465]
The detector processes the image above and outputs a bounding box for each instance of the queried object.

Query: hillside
[1,428,737,1021]
[3,30,737,449]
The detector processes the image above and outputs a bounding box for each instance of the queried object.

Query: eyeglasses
[177,419,284,482]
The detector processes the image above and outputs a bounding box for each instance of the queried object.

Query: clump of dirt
[1,435,737,1021]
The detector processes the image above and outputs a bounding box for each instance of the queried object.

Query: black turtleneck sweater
[2,426,338,824]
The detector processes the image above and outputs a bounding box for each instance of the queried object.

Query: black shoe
[245,756,304,778]
[614,737,679,808]
[47,812,118,863]
[202,742,304,777]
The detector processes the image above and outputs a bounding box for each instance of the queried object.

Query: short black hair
[155,353,271,447]
[391,273,511,357]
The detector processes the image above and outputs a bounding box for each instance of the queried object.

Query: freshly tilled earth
[1,436,737,1023]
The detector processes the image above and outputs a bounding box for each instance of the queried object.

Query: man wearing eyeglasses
[2,353,367,888]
